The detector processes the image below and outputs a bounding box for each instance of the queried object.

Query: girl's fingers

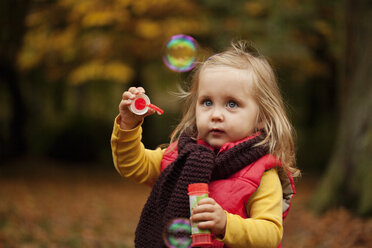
[191,206,217,224]
[137,87,145,94]
[192,205,214,214]
[122,91,135,100]
[197,197,216,205]
[120,99,132,107]
[128,87,138,94]
[192,198,216,214]
[128,86,145,95]
[196,220,215,230]
[190,202,227,236]
[191,212,214,221]
[123,87,146,100]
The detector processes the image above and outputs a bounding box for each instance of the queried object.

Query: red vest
[161,139,296,247]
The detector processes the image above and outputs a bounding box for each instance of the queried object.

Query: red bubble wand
[134,98,164,115]
[130,94,164,115]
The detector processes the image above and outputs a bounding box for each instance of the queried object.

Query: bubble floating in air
[163,218,192,248]
[163,34,198,72]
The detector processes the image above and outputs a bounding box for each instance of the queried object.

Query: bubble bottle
[129,94,164,115]
[188,183,213,247]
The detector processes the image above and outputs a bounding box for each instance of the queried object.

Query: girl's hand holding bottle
[118,87,155,130]
[190,197,227,237]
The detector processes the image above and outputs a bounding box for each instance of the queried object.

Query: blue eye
[227,100,238,108]
[203,99,213,107]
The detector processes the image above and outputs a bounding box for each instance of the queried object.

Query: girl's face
[195,66,260,149]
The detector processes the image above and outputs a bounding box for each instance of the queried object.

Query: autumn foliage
[1,159,372,247]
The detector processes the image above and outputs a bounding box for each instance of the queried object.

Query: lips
[210,128,224,135]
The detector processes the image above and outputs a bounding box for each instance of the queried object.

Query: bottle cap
[188,183,209,194]
[191,233,213,247]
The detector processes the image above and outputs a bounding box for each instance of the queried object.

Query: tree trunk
[0,0,30,158]
[311,0,372,216]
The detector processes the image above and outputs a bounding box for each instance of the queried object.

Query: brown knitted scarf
[135,131,268,247]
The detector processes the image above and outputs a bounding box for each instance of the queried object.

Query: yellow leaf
[244,2,267,17]
[136,20,161,39]
[82,10,117,27]
[117,0,131,8]
[50,28,77,52]
[313,20,333,40]
[17,30,48,70]
[69,61,134,85]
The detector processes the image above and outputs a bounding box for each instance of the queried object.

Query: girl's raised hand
[118,87,155,130]
[190,197,227,237]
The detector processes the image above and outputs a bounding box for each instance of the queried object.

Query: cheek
[239,112,259,132]
[195,116,204,132]
[195,107,204,122]
[195,110,202,132]
[195,114,208,134]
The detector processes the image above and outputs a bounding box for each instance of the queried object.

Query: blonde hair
[170,40,300,178]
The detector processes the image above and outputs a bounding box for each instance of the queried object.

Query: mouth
[210,128,225,135]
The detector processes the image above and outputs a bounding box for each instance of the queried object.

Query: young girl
[111,40,300,248]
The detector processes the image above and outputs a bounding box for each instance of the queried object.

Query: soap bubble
[163,34,198,72]
[163,218,192,248]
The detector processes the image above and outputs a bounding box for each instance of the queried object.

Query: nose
[211,107,224,122]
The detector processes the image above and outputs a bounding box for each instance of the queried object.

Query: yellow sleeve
[110,115,165,186]
[220,169,283,248]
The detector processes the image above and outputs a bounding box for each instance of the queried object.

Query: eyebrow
[197,94,210,99]
[197,94,244,103]
[225,96,244,105]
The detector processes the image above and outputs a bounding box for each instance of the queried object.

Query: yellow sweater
[111,116,283,247]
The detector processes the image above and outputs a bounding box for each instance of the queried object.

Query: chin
[205,137,227,150]
[208,142,223,150]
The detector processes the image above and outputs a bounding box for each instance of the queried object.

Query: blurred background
[0,0,371,247]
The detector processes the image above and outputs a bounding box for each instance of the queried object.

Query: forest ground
[0,157,371,248]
